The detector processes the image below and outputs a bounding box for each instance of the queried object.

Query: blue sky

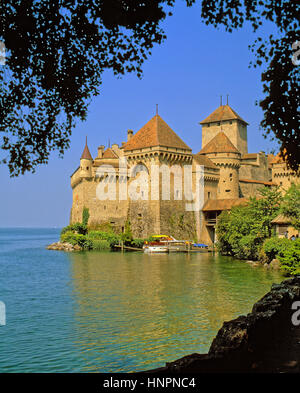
[0,2,279,228]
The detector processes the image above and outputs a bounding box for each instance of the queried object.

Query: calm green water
[0,228,284,372]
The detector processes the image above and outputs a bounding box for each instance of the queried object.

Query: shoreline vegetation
[216,184,300,276]
[47,184,300,276]
[47,220,154,252]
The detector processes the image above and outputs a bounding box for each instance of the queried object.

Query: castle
[70,104,299,244]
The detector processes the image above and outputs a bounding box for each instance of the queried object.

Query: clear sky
[0,2,279,228]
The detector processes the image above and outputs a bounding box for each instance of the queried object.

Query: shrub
[216,186,282,260]
[61,222,87,236]
[262,237,289,263]
[61,231,92,250]
[131,238,146,248]
[90,239,110,250]
[277,239,300,275]
[262,237,300,275]
[280,183,300,231]
[87,231,120,247]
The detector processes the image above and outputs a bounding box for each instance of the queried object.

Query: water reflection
[67,251,283,372]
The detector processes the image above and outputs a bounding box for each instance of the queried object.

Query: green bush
[90,239,110,250]
[262,237,289,263]
[262,238,300,275]
[61,231,92,250]
[277,239,300,275]
[216,186,282,260]
[61,222,87,236]
[87,231,120,247]
[131,238,146,248]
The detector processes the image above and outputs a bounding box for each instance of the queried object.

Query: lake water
[0,228,284,372]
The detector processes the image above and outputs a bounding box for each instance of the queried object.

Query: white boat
[143,245,169,253]
[143,235,172,253]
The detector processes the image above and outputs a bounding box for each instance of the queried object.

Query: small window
[229,121,232,124]
[104,205,106,210]
[207,124,210,127]
[138,213,142,218]
[208,192,211,199]
[217,122,220,126]
[225,189,231,193]
[86,167,89,170]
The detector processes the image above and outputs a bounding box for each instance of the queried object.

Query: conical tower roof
[200,104,248,125]
[81,137,93,160]
[198,132,240,154]
[123,114,191,151]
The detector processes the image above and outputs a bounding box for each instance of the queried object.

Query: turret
[80,137,93,178]
[200,104,248,155]
[198,132,241,199]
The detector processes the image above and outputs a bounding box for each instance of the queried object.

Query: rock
[73,244,82,251]
[270,259,280,270]
[46,242,81,251]
[246,261,260,267]
[145,276,300,373]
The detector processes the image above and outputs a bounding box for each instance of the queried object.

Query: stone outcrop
[145,276,300,373]
[46,242,81,252]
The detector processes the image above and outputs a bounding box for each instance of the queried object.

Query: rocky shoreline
[46,241,82,251]
[144,276,300,373]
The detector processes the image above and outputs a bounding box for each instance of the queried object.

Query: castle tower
[80,137,93,178]
[198,132,241,199]
[200,104,248,155]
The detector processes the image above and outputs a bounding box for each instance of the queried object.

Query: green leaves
[216,186,282,260]
[0,1,171,176]
[263,237,300,275]
[0,1,298,175]
[281,183,300,230]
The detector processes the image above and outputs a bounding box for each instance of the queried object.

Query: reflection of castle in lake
[70,104,299,243]
[68,251,283,372]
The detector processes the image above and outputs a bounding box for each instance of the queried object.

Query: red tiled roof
[198,132,240,155]
[81,140,93,160]
[267,154,276,165]
[193,154,218,169]
[123,115,191,151]
[202,198,248,212]
[102,148,119,159]
[239,178,276,186]
[200,105,248,125]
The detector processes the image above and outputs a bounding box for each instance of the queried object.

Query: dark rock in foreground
[145,276,300,373]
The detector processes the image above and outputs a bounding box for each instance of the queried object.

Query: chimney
[127,129,133,142]
[97,145,105,158]
[111,143,119,152]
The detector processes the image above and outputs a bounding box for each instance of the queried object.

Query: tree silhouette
[0,1,299,176]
